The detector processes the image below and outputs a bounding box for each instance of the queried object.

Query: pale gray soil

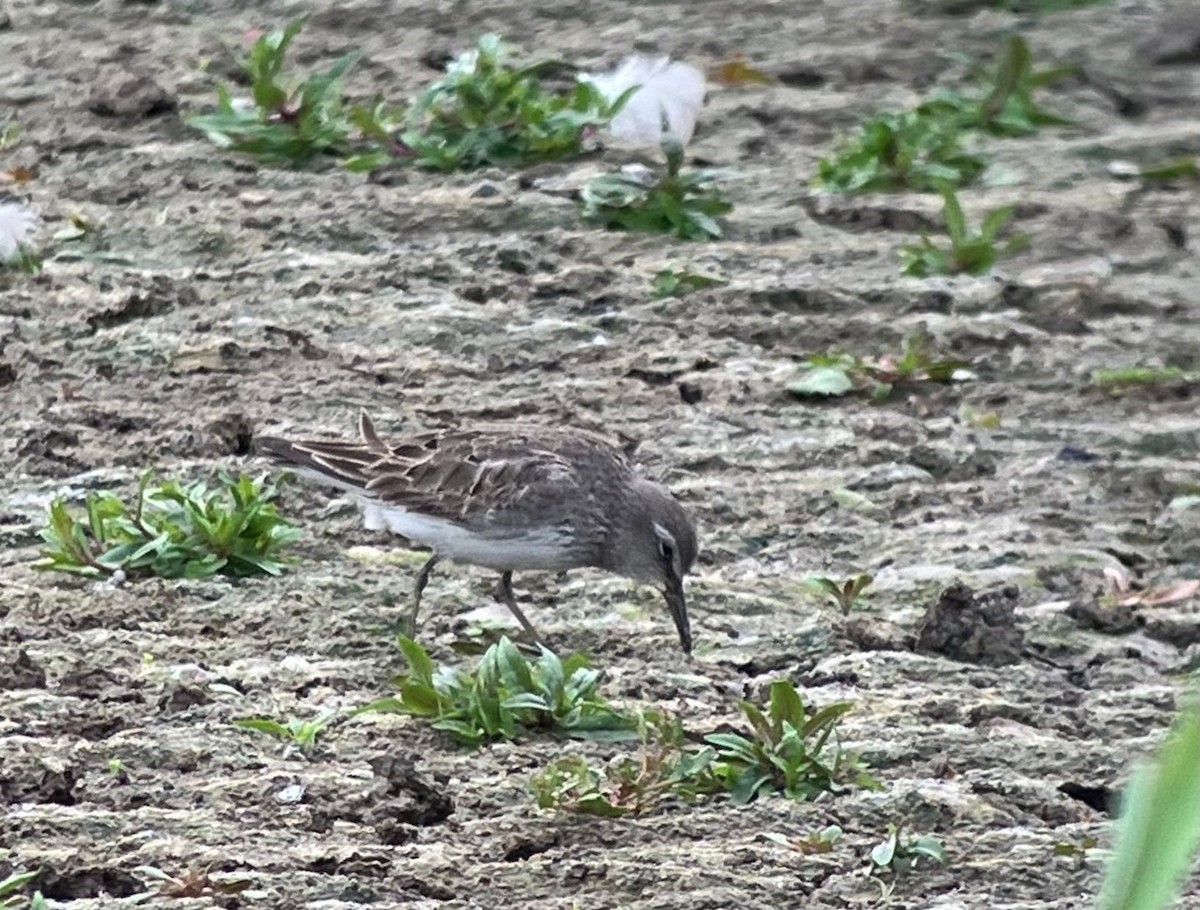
[2,0,1200,907]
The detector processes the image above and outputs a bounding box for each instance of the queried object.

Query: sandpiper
[256,412,697,652]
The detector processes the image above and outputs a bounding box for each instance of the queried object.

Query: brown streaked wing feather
[367,452,572,521]
[364,425,629,527]
[357,410,386,450]
[257,438,373,488]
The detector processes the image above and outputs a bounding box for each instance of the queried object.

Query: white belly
[361,500,577,572]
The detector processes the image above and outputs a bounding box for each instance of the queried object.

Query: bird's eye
[657,540,674,561]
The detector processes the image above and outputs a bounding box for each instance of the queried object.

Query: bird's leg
[406,554,440,636]
[495,571,545,646]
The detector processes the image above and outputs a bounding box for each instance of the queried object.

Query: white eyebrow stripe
[652,522,676,544]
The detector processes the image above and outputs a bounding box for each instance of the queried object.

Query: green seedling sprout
[0,200,39,273]
[234,710,338,758]
[651,268,727,298]
[921,36,1076,138]
[807,573,874,615]
[901,187,1028,277]
[869,821,949,876]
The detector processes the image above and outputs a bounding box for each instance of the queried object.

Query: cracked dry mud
[2,0,1200,907]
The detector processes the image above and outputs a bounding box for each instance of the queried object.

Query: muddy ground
[2,0,1200,906]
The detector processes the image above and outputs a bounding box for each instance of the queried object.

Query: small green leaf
[871,832,899,867]
[740,702,773,744]
[979,203,1015,240]
[768,681,807,732]
[398,682,444,716]
[730,766,773,804]
[0,871,40,898]
[573,794,632,817]
[705,733,762,765]
[788,366,854,397]
[568,724,640,743]
[560,652,591,679]
[941,188,968,244]
[350,696,408,720]
[234,718,291,740]
[396,635,436,685]
[911,836,948,864]
[1140,157,1200,183]
[502,693,551,712]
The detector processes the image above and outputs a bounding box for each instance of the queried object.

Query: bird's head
[605,478,698,654]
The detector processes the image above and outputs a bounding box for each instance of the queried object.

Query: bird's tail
[255,410,388,493]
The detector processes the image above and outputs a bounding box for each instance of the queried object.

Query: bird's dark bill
[664,579,692,654]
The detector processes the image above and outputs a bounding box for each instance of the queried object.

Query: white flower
[0,200,36,263]
[583,55,706,150]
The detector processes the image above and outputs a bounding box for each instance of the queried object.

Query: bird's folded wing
[367,449,580,525]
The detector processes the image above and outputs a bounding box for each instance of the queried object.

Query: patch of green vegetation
[35,472,300,579]
[1,247,40,274]
[0,120,20,151]
[1097,699,1200,910]
[191,27,631,174]
[189,17,360,165]
[816,37,1072,193]
[582,140,733,241]
[806,573,874,615]
[1092,366,1198,389]
[789,327,975,402]
[815,108,986,193]
[531,710,714,816]
[393,34,628,172]
[922,36,1076,138]
[901,187,1027,276]
[651,268,727,298]
[534,681,874,814]
[705,680,876,803]
[359,636,636,747]
[234,710,337,759]
[1138,157,1199,183]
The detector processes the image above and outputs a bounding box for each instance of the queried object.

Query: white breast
[360,501,578,572]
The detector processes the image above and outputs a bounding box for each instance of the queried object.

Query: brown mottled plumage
[256,411,697,652]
